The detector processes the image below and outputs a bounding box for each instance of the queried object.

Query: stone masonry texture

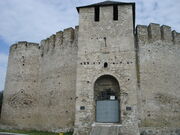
[0,1,180,135]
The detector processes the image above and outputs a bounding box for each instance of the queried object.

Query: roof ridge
[77,1,135,11]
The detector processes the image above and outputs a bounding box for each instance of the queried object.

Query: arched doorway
[94,75,120,123]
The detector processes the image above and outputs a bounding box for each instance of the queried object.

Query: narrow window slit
[113,5,118,21]
[80,106,85,110]
[94,6,100,22]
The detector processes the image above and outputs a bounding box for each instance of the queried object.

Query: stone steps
[90,123,122,135]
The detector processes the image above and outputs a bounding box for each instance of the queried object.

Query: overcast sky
[0,0,180,91]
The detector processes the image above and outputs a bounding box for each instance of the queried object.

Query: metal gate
[96,100,120,123]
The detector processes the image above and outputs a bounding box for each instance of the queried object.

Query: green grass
[0,129,73,135]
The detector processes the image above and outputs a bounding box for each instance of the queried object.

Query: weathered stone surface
[1,28,78,132]
[137,32,180,128]
[74,4,139,135]
[1,1,180,135]
[140,128,180,135]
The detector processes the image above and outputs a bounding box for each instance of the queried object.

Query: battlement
[9,26,79,57]
[10,41,39,52]
[136,23,180,45]
[3,2,180,134]
[40,26,79,56]
[172,30,180,44]
[40,26,78,47]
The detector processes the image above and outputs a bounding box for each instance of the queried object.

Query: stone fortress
[1,1,180,135]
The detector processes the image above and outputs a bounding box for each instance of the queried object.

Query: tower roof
[76,1,135,12]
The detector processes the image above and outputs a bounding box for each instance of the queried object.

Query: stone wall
[139,127,180,135]
[1,3,180,135]
[0,26,79,132]
[1,42,40,129]
[136,23,180,129]
[74,5,139,135]
[37,27,78,132]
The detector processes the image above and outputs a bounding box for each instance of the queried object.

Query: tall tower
[74,1,139,135]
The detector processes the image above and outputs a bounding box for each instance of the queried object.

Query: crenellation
[176,32,180,45]
[63,27,75,44]
[39,27,77,56]
[44,38,50,54]
[26,42,39,49]
[2,2,180,135]
[136,25,148,45]
[49,34,56,49]
[74,26,79,45]
[55,31,63,46]
[10,41,39,53]
[40,40,45,48]
[10,43,18,52]
[17,41,27,44]
[148,23,161,42]
[17,41,28,49]
[161,25,172,42]
[172,30,180,45]
[136,23,177,44]
[40,40,46,57]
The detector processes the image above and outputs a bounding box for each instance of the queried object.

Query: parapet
[74,26,79,44]
[49,35,56,48]
[172,30,180,45]
[9,26,79,58]
[136,23,180,45]
[161,25,172,42]
[136,25,148,45]
[40,26,78,55]
[63,27,75,43]
[55,31,63,46]
[10,41,39,52]
[148,23,161,41]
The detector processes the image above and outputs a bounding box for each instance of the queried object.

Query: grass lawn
[0,129,73,135]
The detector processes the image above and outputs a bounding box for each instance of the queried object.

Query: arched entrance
[94,75,120,123]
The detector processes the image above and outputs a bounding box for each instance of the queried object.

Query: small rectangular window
[113,5,118,21]
[80,106,85,110]
[94,6,100,22]
[126,106,132,111]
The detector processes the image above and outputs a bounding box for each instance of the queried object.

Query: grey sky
[0,0,180,90]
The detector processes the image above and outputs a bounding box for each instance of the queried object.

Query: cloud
[0,0,179,46]
[0,0,79,44]
[0,53,8,91]
[135,0,180,31]
[0,0,179,91]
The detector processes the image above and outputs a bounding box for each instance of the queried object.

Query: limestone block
[49,34,56,48]
[136,25,148,45]
[55,31,63,46]
[148,23,161,42]
[10,43,18,52]
[161,25,172,42]
[63,27,75,43]
[17,41,28,49]
[44,38,49,53]
[172,30,180,45]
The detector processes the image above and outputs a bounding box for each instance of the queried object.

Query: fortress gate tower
[2,1,180,135]
[74,1,139,135]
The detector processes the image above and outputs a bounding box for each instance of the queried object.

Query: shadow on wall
[0,91,3,116]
